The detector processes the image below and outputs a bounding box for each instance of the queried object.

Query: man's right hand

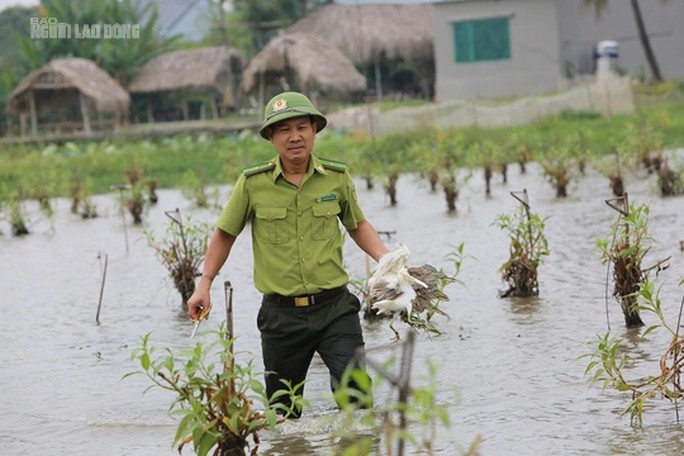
[187,288,211,321]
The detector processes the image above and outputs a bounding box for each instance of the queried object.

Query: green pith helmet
[258,91,327,139]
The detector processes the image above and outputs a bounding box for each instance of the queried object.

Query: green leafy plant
[326,357,463,456]
[494,200,550,297]
[624,120,664,174]
[596,202,652,328]
[121,167,157,225]
[505,133,537,174]
[0,187,30,236]
[145,210,211,306]
[656,156,684,196]
[126,324,305,456]
[69,176,98,218]
[441,169,472,214]
[583,277,684,426]
[538,140,578,198]
[592,140,632,198]
[180,170,219,209]
[473,140,503,197]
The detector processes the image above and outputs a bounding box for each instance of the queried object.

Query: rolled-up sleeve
[339,171,365,231]
[216,174,250,236]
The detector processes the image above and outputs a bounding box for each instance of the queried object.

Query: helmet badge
[273,99,287,112]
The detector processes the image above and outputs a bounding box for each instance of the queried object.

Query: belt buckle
[294,296,310,307]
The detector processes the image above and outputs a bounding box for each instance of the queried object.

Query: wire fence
[327,75,637,136]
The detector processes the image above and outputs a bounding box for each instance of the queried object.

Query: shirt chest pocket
[311,201,341,240]
[255,207,288,244]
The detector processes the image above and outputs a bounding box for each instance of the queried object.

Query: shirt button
[301,258,305,263]
[298,211,303,217]
[299,235,304,241]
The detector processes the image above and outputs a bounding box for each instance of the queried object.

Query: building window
[453,17,511,63]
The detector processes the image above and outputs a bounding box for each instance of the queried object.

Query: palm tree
[583,0,663,81]
[16,0,179,85]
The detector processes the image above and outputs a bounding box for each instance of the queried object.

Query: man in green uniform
[187,91,389,417]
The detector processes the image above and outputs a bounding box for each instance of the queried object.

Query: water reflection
[507,296,542,325]
[604,423,684,455]
[260,434,317,456]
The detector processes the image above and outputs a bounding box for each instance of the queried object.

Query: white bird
[368,244,427,317]
[371,267,427,316]
[367,243,411,291]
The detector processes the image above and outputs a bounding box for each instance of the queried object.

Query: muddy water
[1,157,683,455]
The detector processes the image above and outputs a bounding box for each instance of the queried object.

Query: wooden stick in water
[224,281,235,396]
[96,252,108,324]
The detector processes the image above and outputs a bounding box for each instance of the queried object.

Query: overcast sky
[0,0,435,9]
[0,0,435,15]
[0,0,37,11]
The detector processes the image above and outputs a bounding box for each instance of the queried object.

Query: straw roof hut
[239,32,366,116]
[128,46,245,120]
[286,3,435,100]
[288,3,433,65]
[7,57,130,136]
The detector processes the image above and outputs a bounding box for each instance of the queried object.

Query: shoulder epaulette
[319,157,347,173]
[243,161,275,177]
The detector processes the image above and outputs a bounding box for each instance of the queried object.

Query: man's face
[268,116,317,166]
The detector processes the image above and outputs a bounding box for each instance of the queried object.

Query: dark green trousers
[258,287,370,417]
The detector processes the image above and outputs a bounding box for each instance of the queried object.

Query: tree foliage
[14,0,180,85]
[221,0,332,55]
[0,6,35,134]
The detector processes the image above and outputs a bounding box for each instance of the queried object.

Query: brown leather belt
[264,286,346,307]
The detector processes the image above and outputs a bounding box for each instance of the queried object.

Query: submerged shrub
[494,195,550,297]
[597,201,652,328]
[145,210,211,306]
[126,325,305,456]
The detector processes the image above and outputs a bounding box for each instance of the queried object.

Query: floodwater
[1,156,683,456]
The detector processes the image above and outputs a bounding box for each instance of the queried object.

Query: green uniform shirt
[216,154,365,296]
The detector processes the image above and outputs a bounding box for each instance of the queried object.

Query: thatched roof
[286,3,434,64]
[239,32,366,94]
[128,46,246,93]
[7,57,130,114]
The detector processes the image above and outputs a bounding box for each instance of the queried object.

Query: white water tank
[595,40,619,78]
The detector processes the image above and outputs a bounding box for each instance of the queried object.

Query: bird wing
[372,281,416,315]
[372,243,411,277]
[405,272,428,290]
[372,284,404,302]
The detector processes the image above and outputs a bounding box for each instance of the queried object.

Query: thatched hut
[286,3,435,100]
[7,57,130,136]
[128,46,245,121]
[239,32,366,115]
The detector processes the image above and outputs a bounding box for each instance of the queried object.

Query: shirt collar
[311,155,328,176]
[271,154,328,182]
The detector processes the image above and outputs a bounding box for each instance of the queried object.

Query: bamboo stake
[95,251,108,324]
[224,280,235,396]
[673,293,684,422]
[360,330,416,456]
[511,189,535,258]
[396,330,415,456]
